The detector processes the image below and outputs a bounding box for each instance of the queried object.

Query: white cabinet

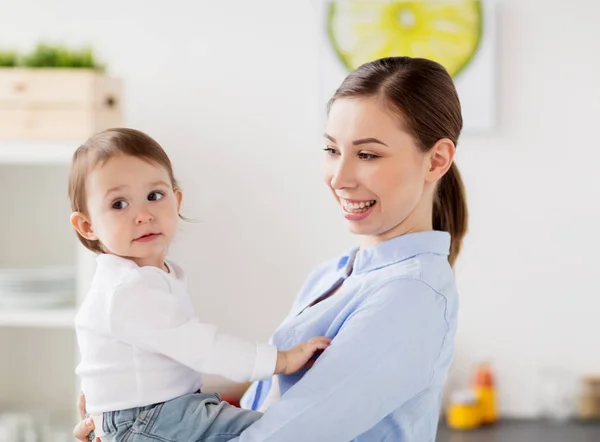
[0,143,99,434]
[0,68,123,438]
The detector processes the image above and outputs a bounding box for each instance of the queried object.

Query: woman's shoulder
[356,253,457,313]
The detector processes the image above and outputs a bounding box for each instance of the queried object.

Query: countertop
[437,419,600,441]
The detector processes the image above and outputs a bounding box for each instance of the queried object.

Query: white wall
[451,0,600,416]
[1,0,599,417]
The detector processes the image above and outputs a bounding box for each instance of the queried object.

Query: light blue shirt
[232,231,458,442]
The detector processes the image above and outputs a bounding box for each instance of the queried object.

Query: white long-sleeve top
[75,254,277,414]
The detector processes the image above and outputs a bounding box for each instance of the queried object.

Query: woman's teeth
[342,200,377,213]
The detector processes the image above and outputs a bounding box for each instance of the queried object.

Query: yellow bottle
[473,363,498,425]
[446,390,481,430]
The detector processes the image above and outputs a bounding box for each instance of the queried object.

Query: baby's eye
[148,191,165,202]
[112,200,129,210]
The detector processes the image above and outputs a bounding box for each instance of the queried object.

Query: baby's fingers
[306,337,331,352]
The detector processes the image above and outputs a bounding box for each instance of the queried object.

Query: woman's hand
[73,392,100,442]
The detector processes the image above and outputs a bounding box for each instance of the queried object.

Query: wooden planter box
[0,68,122,141]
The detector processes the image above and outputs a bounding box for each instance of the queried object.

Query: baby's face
[84,154,182,267]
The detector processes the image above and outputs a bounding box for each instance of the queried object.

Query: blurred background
[0,0,599,440]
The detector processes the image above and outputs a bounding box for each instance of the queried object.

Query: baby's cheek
[101,228,128,253]
[163,220,178,241]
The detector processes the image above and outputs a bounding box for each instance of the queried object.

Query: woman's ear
[70,212,97,241]
[426,138,455,183]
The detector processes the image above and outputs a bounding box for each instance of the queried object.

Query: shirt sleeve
[230,278,451,442]
[108,268,277,383]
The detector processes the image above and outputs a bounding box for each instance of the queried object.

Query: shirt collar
[96,253,182,279]
[337,231,451,276]
[97,253,138,269]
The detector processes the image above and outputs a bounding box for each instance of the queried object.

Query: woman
[75,56,467,441]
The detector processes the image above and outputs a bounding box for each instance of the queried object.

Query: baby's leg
[130,391,262,442]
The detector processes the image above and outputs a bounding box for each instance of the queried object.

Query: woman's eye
[323,146,338,156]
[148,191,165,202]
[358,152,379,160]
[112,200,129,210]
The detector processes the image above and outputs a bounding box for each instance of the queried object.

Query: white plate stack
[0,267,75,309]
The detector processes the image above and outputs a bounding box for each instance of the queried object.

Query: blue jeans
[89,391,262,441]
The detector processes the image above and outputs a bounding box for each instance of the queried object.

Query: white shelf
[0,142,78,164]
[0,307,76,328]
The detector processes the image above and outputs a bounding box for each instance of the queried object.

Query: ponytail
[433,163,468,267]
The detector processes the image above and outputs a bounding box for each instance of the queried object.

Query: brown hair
[328,57,468,266]
[68,127,180,253]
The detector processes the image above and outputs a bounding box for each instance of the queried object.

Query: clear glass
[536,367,578,422]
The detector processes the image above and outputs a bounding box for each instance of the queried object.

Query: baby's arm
[109,268,328,382]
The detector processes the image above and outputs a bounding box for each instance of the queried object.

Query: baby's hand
[275,337,331,375]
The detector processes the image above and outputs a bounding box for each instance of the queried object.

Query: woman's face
[323,96,449,248]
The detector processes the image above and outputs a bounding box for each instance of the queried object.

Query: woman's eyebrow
[352,137,389,147]
[324,133,389,147]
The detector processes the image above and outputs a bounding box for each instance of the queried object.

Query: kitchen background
[0,0,599,440]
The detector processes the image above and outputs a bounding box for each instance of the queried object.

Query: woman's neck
[359,219,433,250]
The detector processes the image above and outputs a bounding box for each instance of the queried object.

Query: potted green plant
[0,43,121,141]
[20,43,104,70]
[0,51,17,67]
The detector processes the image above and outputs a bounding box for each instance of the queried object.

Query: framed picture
[318,0,497,132]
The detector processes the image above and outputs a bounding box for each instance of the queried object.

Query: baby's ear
[70,212,97,241]
[175,189,183,213]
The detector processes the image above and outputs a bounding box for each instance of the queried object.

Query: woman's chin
[347,221,378,236]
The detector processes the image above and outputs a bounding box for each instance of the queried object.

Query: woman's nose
[330,158,357,190]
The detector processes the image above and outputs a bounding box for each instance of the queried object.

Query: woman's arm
[230,278,452,442]
[240,258,343,411]
[257,376,281,412]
